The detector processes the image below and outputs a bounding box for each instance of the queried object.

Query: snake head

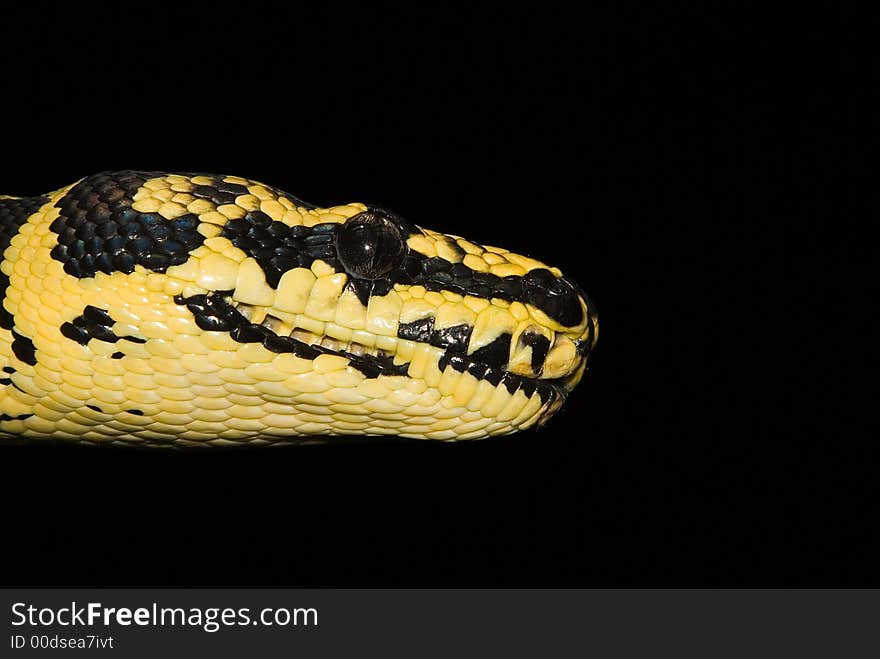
[2,171,597,444]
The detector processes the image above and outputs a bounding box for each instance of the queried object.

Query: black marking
[181,294,241,331]
[483,367,503,386]
[520,268,584,327]
[221,217,340,288]
[500,372,520,395]
[11,330,36,365]
[50,171,206,278]
[0,378,10,385]
[0,412,31,422]
[441,354,469,373]
[345,278,374,307]
[60,305,143,346]
[467,332,511,370]
[575,292,598,353]
[436,340,561,405]
[111,352,124,359]
[60,321,90,345]
[83,305,113,325]
[192,182,247,206]
[86,404,103,412]
[388,229,587,330]
[174,293,408,379]
[394,238,559,316]
[344,353,408,379]
[0,195,49,330]
[519,332,551,373]
[421,257,452,275]
[230,323,267,343]
[429,324,472,353]
[397,317,435,343]
[520,379,537,399]
[2,366,14,373]
[126,409,144,416]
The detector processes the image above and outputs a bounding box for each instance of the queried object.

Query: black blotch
[11,330,36,365]
[398,232,588,323]
[60,322,90,346]
[496,276,523,299]
[521,268,584,327]
[421,257,452,275]
[467,332,511,370]
[535,383,555,405]
[0,413,31,422]
[346,279,374,307]
[430,324,472,353]
[500,372,520,395]
[192,184,239,206]
[0,195,49,329]
[49,171,205,278]
[340,352,409,379]
[450,262,471,280]
[0,273,15,330]
[438,353,469,373]
[263,335,297,353]
[111,352,124,359]
[520,380,537,399]
[520,332,551,373]
[184,294,241,332]
[221,216,339,288]
[369,278,394,300]
[83,305,113,325]
[2,366,14,373]
[126,409,144,416]
[60,305,144,346]
[230,324,266,343]
[483,367,503,386]
[397,317,435,343]
[0,378,10,385]
[86,404,103,412]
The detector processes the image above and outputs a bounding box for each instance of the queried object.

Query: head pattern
[0,171,597,446]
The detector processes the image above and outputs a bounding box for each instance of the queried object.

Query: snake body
[0,172,597,446]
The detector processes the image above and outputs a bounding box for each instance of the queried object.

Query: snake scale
[0,172,597,446]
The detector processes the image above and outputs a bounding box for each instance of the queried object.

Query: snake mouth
[283,326,574,424]
[267,314,573,410]
[176,293,578,426]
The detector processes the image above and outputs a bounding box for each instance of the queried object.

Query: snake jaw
[0,171,597,444]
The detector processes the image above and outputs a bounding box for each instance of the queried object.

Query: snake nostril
[521,268,584,327]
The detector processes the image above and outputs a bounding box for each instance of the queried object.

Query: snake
[0,171,597,447]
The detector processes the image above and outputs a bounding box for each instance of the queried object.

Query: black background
[0,5,867,585]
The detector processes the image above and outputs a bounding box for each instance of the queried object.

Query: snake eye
[335,210,406,280]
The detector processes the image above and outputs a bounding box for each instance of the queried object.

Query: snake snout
[521,269,585,329]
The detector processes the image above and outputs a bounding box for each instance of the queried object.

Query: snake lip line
[224,298,570,408]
